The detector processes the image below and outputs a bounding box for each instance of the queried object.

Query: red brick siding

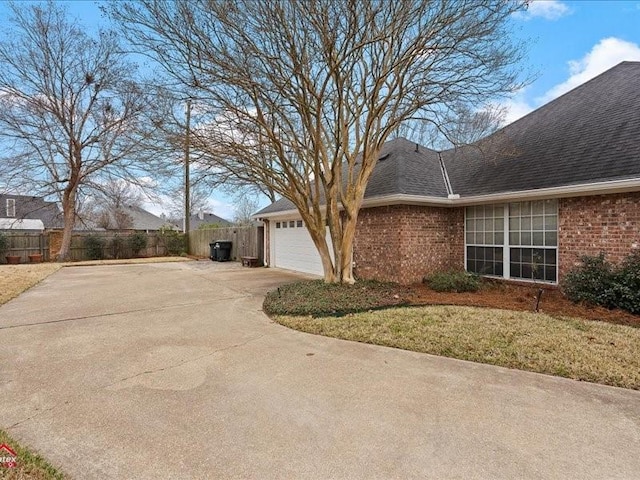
[559,192,640,279]
[354,205,464,284]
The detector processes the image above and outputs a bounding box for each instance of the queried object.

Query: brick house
[255,62,640,284]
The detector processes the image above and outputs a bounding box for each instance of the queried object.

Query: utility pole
[184,98,191,248]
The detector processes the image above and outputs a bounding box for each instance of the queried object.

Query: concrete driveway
[0,261,639,479]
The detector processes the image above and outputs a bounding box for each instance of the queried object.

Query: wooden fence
[1,231,171,264]
[65,232,169,261]
[189,226,264,262]
[1,232,49,263]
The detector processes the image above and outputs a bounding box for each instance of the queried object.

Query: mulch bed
[405,281,640,328]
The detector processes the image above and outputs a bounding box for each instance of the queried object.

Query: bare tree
[111,0,527,282]
[233,195,260,226]
[0,2,158,260]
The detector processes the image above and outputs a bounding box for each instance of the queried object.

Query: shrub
[263,280,408,317]
[613,251,640,314]
[562,253,617,309]
[562,251,640,314]
[128,232,148,257]
[424,271,481,293]
[159,229,186,255]
[111,234,127,259]
[84,235,106,260]
[0,232,8,255]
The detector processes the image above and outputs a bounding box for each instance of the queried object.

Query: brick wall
[354,205,464,284]
[559,192,640,278]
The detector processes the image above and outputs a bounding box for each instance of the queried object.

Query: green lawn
[0,430,64,479]
[276,305,640,389]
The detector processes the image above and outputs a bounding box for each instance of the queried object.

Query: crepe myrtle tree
[0,2,160,260]
[110,0,528,283]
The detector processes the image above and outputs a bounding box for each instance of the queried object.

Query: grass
[0,430,64,479]
[276,305,640,390]
[0,264,62,306]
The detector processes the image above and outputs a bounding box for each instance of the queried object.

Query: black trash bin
[210,240,232,262]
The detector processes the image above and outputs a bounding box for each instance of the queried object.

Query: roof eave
[253,177,640,218]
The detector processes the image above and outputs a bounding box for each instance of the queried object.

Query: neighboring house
[255,61,640,284]
[187,211,232,230]
[0,194,63,231]
[100,205,179,233]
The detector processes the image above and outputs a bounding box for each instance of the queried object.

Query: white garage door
[272,219,333,276]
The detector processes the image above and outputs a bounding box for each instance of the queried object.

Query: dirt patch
[406,281,640,328]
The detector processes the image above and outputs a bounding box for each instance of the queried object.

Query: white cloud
[539,37,640,103]
[501,37,640,123]
[515,1,570,21]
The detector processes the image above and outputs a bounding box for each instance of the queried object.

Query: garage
[271,219,333,276]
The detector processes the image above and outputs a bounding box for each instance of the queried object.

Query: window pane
[486,218,494,232]
[276,222,281,228]
[466,207,475,220]
[545,215,557,230]
[484,232,494,245]
[297,220,303,227]
[522,264,532,279]
[466,231,474,243]
[510,248,521,262]
[532,232,544,246]
[544,199,557,215]
[495,232,504,244]
[545,266,557,282]
[510,203,521,217]
[521,248,532,263]
[509,217,519,231]
[466,218,474,231]
[510,262,521,278]
[545,231,557,246]
[495,217,504,230]
[532,201,544,215]
[495,262,504,276]
[532,216,543,230]
[282,222,287,228]
[545,249,557,265]
[509,231,520,245]
[521,216,532,232]
[521,201,532,216]
[521,231,532,245]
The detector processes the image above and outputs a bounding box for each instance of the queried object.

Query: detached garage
[269,219,333,276]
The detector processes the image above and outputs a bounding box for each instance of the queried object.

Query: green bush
[84,235,106,260]
[159,229,186,255]
[424,271,481,293]
[0,232,8,255]
[111,234,127,259]
[128,232,148,257]
[612,251,640,314]
[562,251,640,314]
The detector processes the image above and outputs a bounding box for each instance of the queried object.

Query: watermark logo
[0,444,17,468]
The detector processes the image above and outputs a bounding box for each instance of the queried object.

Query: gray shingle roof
[0,194,63,228]
[117,205,176,231]
[443,61,640,196]
[188,212,232,230]
[256,61,640,215]
[255,138,446,215]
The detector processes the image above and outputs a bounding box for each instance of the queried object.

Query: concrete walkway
[0,261,638,479]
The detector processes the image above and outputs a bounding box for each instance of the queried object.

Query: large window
[465,200,558,283]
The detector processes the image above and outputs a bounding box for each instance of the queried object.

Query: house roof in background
[188,212,232,230]
[0,194,63,228]
[256,61,640,216]
[108,205,177,231]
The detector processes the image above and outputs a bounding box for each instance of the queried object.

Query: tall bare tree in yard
[0,2,157,260]
[111,0,527,283]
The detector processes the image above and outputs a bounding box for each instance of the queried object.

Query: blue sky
[2,0,640,219]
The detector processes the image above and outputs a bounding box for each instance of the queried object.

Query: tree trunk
[57,186,77,261]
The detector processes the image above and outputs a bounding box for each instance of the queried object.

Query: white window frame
[464,200,558,284]
[6,198,15,217]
